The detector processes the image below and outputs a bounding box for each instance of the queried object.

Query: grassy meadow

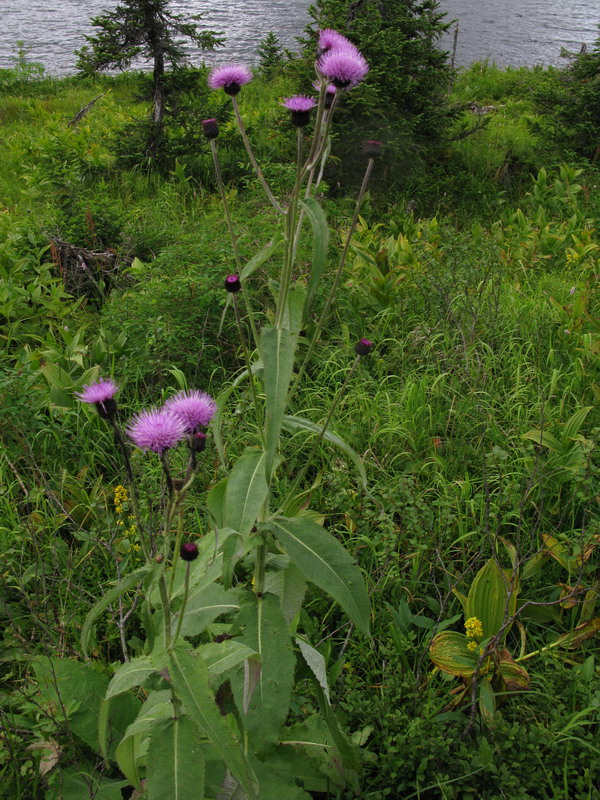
[0,54,598,800]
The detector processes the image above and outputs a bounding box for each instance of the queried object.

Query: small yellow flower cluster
[114,485,129,526]
[565,252,579,268]
[465,616,483,640]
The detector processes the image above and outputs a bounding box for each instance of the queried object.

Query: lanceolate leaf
[300,196,329,322]
[179,584,241,637]
[147,716,205,800]
[271,516,370,636]
[169,645,258,799]
[106,656,156,699]
[232,594,295,754]
[225,449,268,537]
[81,566,150,659]
[260,326,298,477]
[197,641,257,678]
[282,414,367,489]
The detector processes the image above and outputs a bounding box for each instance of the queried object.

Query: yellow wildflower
[467,641,478,652]
[464,616,483,639]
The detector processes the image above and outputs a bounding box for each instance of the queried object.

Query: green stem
[168,505,185,597]
[211,139,241,272]
[276,127,304,328]
[292,157,374,396]
[233,294,265,446]
[170,560,192,650]
[231,96,284,214]
[158,574,172,651]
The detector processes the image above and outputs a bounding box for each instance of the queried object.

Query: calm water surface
[0,0,598,73]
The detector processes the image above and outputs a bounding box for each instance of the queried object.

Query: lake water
[0,0,598,74]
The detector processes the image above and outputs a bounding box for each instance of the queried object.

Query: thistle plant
[65,29,376,799]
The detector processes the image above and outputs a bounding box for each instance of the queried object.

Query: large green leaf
[121,690,173,741]
[212,364,261,467]
[179,584,242,637]
[106,656,156,700]
[299,197,329,321]
[197,641,257,678]
[231,593,295,754]
[282,414,367,489]
[34,657,109,753]
[265,560,307,626]
[115,732,142,790]
[429,631,479,677]
[81,565,150,658]
[561,406,593,447]
[225,448,268,537]
[260,326,298,477]
[271,516,370,636]
[169,645,259,799]
[147,716,205,800]
[466,558,516,641]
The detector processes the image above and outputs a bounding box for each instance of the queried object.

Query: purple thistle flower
[317,48,369,89]
[127,409,185,454]
[164,390,217,432]
[318,29,355,55]
[282,95,317,127]
[208,64,252,95]
[77,378,119,420]
[77,379,118,405]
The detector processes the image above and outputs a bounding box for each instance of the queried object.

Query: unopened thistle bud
[355,338,373,356]
[180,541,199,562]
[363,139,382,158]
[282,95,317,127]
[191,432,207,453]
[202,118,219,139]
[224,274,241,293]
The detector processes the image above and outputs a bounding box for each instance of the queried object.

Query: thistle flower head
[201,118,219,139]
[77,378,118,405]
[318,29,355,54]
[127,409,185,454]
[317,48,368,89]
[77,378,118,419]
[355,338,373,356]
[208,64,252,95]
[180,541,199,562]
[224,274,241,293]
[164,390,217,432]
[282,95,317,127]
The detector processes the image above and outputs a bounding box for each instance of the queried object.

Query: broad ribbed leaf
[282,414,367,489]
[271,516,370,636]
[147,716,205,800]
[232,594,295,754]
[81,566,150,658]
[300,197,329,321]
[466,558,516,640]
[197,641,257,677]
[179,584,241,637]
[561,406,593,447]
[260,326,297,477]
[225,449,268,537]
[106,656,156,699]
[498,654,529,691]
[169,645,258,799]
[478,676,496,724]
[429,631,478,677]
[522,428,563,453]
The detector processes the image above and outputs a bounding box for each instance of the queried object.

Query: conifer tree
[76,0,224,131]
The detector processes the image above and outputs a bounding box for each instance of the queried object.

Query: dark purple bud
[363,140,383,158]
[224,274,241,293]
[202,118,219,139]
[191,432,207,453]
[180,541,199,562]
[355,338,373,356]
